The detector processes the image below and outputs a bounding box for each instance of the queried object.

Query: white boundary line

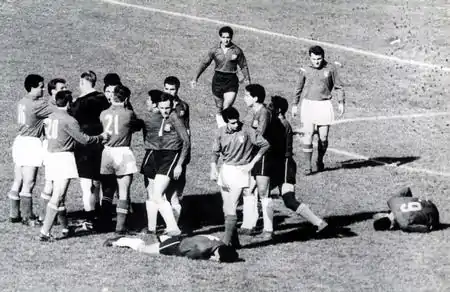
[333,112,450,125]
[98,0,450,72]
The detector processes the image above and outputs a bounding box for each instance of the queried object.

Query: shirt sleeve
[330,66,345,102]
[170,114,191,166]
[249,128,270,156]
[257,109,271,136]
[237,48,251,83]
[129,112,144,132]
[195,47,214,80]
[65,119,101,145]
[293,69,306,105]
[211,129,222,163]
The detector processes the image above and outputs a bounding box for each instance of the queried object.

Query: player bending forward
[104,234,239,263]
[373,187,440,233]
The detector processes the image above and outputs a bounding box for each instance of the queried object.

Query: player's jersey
[69,91,110,135]
[158,112,190,165]
[100,105,141,147]
[272,117,293,158]
[245,105,272,137]
[16,96,53,138]
[139,110,163,150]
[294,61,344,104]
[173,97,190,131]
[178,235,224,260]
[388,196,440,232]
[46,109,102,152]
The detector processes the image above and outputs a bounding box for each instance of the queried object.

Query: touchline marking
[327,147,450,177]
[98,0,450,72]
[333,112,450,124]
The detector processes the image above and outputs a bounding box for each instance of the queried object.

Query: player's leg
[212,94,226,128]
[300,100,315,175]
[152,174,180,235]
[240,177,258,233]
[39,179,53,223]
[223,91,237,110]
[316,125,330,172]
[115,174,133,234]
[40,178,70,239]
[221,186,242,247]
[79,178,98,229]
[255,175,273,238]
[8,164,23,222]
[144,176,158,233]
[98,174,116,230]
[20,165,39,225]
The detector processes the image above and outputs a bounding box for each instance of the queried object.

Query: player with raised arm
[211,107,270,248]
[191,26,251,128]
[373,187,440,232]
[8,74,52,225]
[39,90,108,241]
[291,46,345,175]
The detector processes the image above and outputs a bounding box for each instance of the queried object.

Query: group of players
[7,26,441,262]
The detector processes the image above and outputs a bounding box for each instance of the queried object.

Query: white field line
[333,112,450,124]
[98,0,450,72]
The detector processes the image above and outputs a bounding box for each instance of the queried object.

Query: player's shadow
[319,156,420,173]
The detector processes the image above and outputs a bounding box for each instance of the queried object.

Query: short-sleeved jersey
[100,105,141,147]
[46,109,102,152]
[388,196,440,232]
[139,110,163,151]
[245,105,272,138]
[173,97,190,130]
[294,61,344,104]
[158,112,190,165]
[16,96,53,138]
[69,91,110,135]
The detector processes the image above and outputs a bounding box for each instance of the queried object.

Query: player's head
[112,84,131,104]
[48,78,67,97]
[424,200,440,231]
[24,74,45,97]
[80,70,97,90]
[157,92,174,118]
[219,26,233,46]
[244,84,266,106]
[214,245,239,263]
[147,89,163,112]
[222,107,240,131]
[309,46,325,68]
[373,214,393,231]
[270,95,289,116]
[55,90,73,108]
[104,84,116,103]
[103,73,122,88]
[163,76,180,97]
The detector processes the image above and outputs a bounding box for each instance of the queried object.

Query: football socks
[8,190,20,220]
[19,192,33,220]
[261,198,274,232]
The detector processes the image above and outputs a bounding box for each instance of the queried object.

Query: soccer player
[191,26,251,128]
[69,71,110,230]
[373,187,440,232]
[39,90,108,241]
[163,76,190,223]
[99,85,140,234]
[8,74,52,225]
[103,234,239,262]
[291,46,345,175]
[211,107,270,248]
[39,78,67,223]
[240,84,275,239]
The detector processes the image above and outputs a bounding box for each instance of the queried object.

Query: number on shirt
[400,202,422,213]
[17,104,26,125]
[104,114,119,135]
[46,119,59,139]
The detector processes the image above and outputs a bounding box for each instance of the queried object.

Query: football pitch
[0,0,449,291]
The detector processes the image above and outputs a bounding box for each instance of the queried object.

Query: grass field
[0,0,449,291]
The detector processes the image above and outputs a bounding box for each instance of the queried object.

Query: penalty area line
[97,0,450,72]
[333,112,450,125]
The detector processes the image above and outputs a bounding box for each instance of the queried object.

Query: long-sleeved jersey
[100,104,141,147]
[69,91,110,135]
[160,235,224,260]
[16,96,53,138]
[293,61,344,104]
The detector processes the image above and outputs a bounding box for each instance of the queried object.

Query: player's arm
[257,109,271,135]
[331,66,345,116]
[237,50,251,84]
[129,112,144,132]
[193,48,214,82]
[402,224,431,233]
[292,69,306,117]
[210,130,222,180]
[65,119,104,145]
[35,100,54,119]
[248,128,270,168]
[171,114,191,168]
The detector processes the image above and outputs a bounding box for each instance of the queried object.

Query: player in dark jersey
[103,234,239,262]
[69,71,110,230]
[8,74,53,225]
[373,187,440,232]
[39,90,108,241]
[99,85,141,233]
[191,26,251,128]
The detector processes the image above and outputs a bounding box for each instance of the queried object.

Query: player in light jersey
[104,234,239,262]
[211,107,270,248]
[39,90,108,241]
[191,26,251,128]
[8,74,52,225]
[373,187,440,232]
[99,85,141,234]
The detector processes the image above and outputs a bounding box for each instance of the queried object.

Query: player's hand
[240,163,254,173]
[173,165,183,180]
[100,132,111,143]
[337,102,345,118]
[210,164,219,181]
[190,80,197,89]
[291,105,298,118]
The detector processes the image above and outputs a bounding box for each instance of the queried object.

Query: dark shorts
[159,236,182,256]
[251,153,274,177]
[140,149,181,179]
[271,157,297,188]
[211,72,239,108]
[74,143,103,180]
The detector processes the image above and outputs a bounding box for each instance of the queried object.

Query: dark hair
[164,76,180,89]
[309,45,325,57]
[103,73,122,91]
[148,89,163,104]
[113,84,131,103]
[373,216,392,231]
[24,74,44,92]
[219,26,234,38]
[80,70,97,87]
[221,107,240,122]
[55,90,73,107]
[245,84,266,103]
[47,78,66,96]
[158,92,174,107]
[217,245,239,263]
[270,95,289,115]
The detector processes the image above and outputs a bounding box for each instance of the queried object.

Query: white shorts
[218,164,251,189]
[46,152,79,180]
[12,136,43,167]
[300,99,335,128]
[100,146,138,176]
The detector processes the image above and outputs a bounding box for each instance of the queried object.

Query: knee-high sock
[19,192,33,219]
[302,144,313,170]
[240,195,258,229]
[100,195,114,223]
[158,201,180,232]
[317,140,328,163]
[57,206,68,230]
[296,203,323,226]
[145,200,158,232]
[116,199,129,232]
[8,190,20,219]
[170,195,182,223]
[41,203,58,236]
[223,215,238,246]
[40,192,51,220]
[261,198,274,232]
